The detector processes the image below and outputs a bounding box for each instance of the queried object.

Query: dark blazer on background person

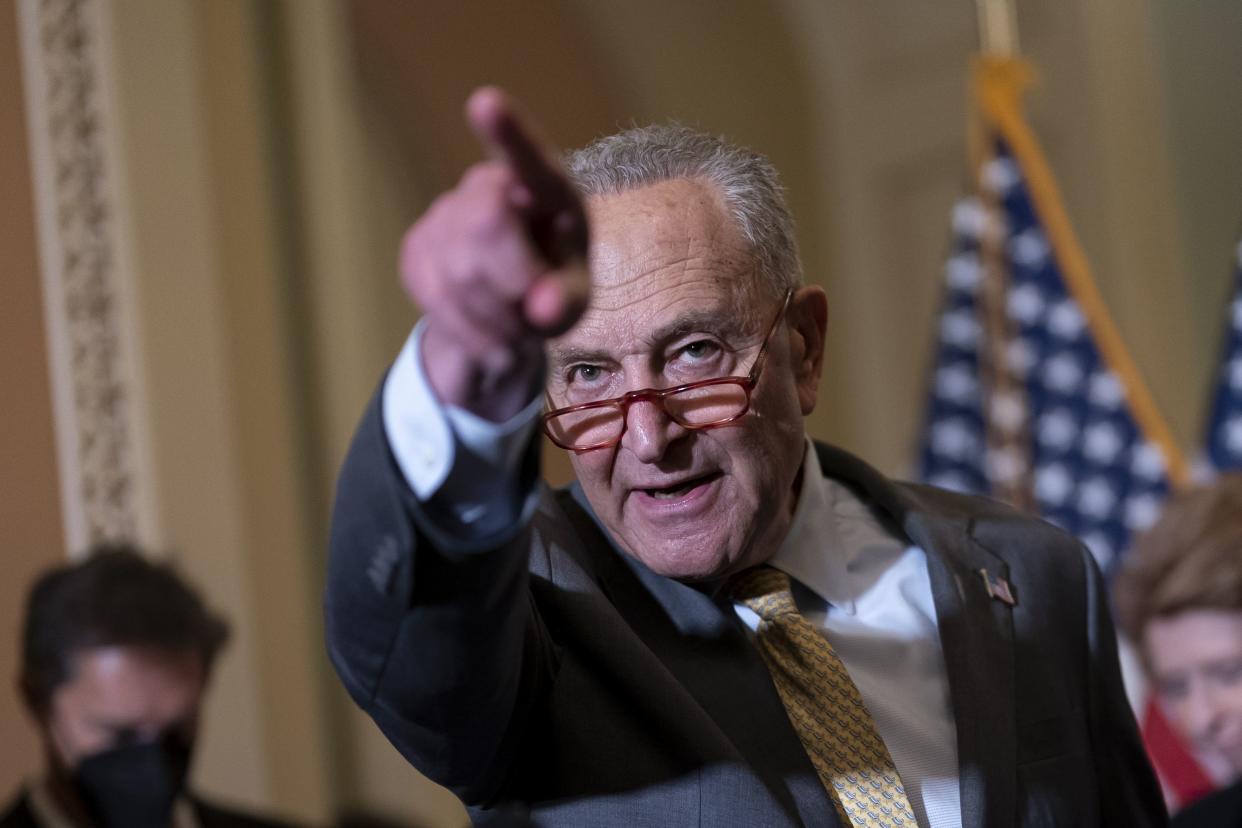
[0,789,299,828]
[1173,780,1242,828]
[326,391,1167,828]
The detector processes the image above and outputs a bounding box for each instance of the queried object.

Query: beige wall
[101,1,336,822]
[4,0,1240,825]
[0,0,66,791]
[1150,0,1242,376]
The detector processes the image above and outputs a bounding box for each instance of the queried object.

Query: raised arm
[325,88,587,805]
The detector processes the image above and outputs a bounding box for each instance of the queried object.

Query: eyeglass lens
[546,381,749,448]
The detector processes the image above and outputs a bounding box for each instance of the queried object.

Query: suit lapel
[627,563,845,828]
[815,444,1017,828]
[908,513,1017,828]
[563,486,843,827]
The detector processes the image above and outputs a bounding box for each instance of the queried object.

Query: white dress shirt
[383,324,962,827]
[733,444,962,828]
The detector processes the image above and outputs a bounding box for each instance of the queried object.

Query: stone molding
[18,0,154,554]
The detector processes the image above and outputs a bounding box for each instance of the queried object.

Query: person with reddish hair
[1115,475,1242,826]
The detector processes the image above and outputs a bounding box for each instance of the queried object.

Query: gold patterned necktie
[732,566,917,827]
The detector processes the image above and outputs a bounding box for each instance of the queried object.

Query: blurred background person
[1115,475,1242,826]
[0,546,300,828]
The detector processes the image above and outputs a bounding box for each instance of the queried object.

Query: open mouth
[642,471,722,500]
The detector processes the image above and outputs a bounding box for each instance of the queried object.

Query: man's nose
[621,399,687,462]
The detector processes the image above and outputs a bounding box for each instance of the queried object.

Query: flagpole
[975,0,1019,56]
[968,0,1019,178]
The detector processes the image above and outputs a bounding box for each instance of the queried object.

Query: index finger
[465,86,577,210]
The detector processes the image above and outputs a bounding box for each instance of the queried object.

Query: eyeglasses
[542,289,794,452]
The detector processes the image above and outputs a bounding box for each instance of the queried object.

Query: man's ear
[788,286,828,415]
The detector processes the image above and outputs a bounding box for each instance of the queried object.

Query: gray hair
[565,124,802,296]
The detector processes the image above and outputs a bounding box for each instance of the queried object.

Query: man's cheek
[48,717,88,769]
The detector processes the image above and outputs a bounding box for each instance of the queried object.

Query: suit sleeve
[1081,545,1169,827]
[324,386,555,806]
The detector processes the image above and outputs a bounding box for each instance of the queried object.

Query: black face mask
[72,735,191,828]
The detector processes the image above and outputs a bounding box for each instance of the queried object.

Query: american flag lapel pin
[979,568,1017,606]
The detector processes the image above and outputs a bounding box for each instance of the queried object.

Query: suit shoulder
[812,440,1087,565]
[0,792,37,828]
[893,479,1023,520]
[1172,781,1242,827]
[895,480,1090,567]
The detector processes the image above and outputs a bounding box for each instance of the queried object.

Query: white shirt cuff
[382,320,543,523]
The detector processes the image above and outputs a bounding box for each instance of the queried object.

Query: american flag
[917,142,1176,581]
[1205,240,1242,472]
[916,134,1213,807]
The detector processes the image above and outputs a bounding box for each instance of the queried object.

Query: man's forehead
[547,289,761,364]
[64,645,204,688]
[54,646,205,718]
[558,177,770,356]
[586,178,746,259]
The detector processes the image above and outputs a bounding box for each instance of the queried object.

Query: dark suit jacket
[0,789,298,828]
[326,392,1167,827]
[1173,781,1242,828]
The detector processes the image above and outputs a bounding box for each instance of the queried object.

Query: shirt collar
[767,440,910,614]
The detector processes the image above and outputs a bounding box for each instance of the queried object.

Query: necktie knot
[730,566,799,621]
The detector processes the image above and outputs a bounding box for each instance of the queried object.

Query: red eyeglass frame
[542,288,794,452]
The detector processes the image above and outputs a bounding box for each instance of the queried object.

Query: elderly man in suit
[325,88,1165,827]
[1,548,298,828]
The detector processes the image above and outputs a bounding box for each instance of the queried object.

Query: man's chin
[629,544,737,582]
